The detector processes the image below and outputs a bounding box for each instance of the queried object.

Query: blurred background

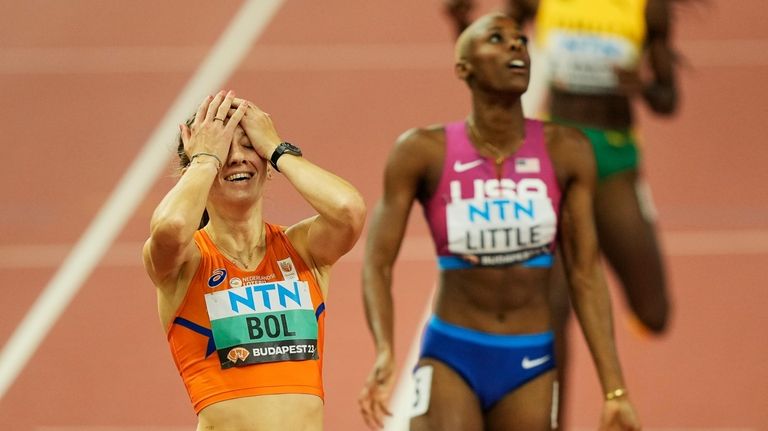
[0,0,766,429]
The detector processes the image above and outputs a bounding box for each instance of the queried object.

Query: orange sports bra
[166,222,325,413]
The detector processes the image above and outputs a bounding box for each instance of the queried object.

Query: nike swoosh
[453,159,484,173]
[521,355,551,369]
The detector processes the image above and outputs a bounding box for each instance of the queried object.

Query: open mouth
[508,59,527,70]
[224,172,254,182]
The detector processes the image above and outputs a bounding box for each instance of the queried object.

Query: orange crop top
[166,222,325,413]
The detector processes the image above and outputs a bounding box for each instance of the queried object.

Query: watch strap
[270,142,301,172]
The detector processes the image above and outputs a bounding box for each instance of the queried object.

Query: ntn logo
[229,281,306,313]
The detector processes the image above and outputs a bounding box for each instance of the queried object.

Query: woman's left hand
[230,98,282,160]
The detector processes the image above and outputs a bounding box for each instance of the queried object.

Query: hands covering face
[230,97,282,161]
[180,91,282,165]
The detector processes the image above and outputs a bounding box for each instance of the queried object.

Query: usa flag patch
[515,157,540,173]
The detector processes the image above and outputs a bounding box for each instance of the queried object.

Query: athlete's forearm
[280,156,366,230]
[362,264,396,354]
[568,270,627,394]
[644,30,679,115]
[150,160,218,247]
[360,195,413,354]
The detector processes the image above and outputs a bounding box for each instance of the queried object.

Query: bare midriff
[197,393,323,431]
[436,266,552,334]
[550,89,634,130]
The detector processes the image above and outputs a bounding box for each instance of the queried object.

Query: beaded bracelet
[190,152,222,171]
[605,388,628,401]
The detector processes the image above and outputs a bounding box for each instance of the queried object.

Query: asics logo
[521,354,551,369]
[453,159,484,173]
[207,268,227,288]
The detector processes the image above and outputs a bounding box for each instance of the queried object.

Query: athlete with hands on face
[358,14,640,431]
[143,90,366,431]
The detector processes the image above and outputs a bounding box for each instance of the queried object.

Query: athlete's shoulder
[389,124,447,163]
[541,121,590,151]
[395,124,446,147]
[384,124,448,191]
[541,121,594,181]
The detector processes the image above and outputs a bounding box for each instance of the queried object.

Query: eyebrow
[483,25,522,35]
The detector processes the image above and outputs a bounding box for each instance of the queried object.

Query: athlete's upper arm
[283,160,367,276]
[646,0,676,84]
[549,126,601,283]
[142,233,198,290]
[642,0,679,114]
[366,128,436,270]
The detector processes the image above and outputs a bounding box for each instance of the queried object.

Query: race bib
[205,280,318,369]
[546,31,639,94]
[410,366,433,417]
[445,195,556,266]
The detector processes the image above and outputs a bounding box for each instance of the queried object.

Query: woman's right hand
[180,90,247,166]
[599,398,642,431]
[359,350,396,430]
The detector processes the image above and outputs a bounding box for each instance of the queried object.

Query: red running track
[0,0,766,429]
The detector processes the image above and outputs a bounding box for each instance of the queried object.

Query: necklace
[467,119,507,166]
[219,247,259,270]
[207,228,265,270]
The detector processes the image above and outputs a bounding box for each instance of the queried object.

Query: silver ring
[214,117,225,122]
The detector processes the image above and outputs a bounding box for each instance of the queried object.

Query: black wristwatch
[269,141,302,172]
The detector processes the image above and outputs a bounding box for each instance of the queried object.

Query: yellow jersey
[535,0,647,93]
